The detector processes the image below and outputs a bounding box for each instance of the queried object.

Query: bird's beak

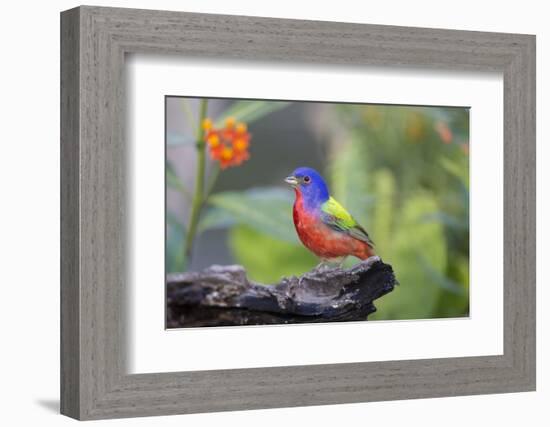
[285,175,299,188]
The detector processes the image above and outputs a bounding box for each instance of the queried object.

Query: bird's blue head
[285,167,329,210]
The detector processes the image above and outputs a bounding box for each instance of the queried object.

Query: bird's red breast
[292,189,374,260]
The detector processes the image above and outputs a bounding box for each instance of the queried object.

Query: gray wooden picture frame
[60,5,536,420]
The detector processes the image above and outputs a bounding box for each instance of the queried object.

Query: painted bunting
[285,167,375,268]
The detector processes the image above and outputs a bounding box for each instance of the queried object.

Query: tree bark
[167,256,397,328]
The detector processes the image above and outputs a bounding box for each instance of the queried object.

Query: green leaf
[418,255,465,296]
[432,255,470,317]
[180,98,198,133]
[329,135,372,223]
[229,226,317,283]
[420,211,468,230]
[167,131,194,146]
[370,169,396,257]
[166,213,186,273]
[370,193,447,320]
[214,100,291,127]
[198,207,236,233]
[207,187,298,243]
[166,162,191,199]
[440,156,469,189]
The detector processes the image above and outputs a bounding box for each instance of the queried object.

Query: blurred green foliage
[167,100,469,320]
[229,226,317,284]
[327,105,469,319]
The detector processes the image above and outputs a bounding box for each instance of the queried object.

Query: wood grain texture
[60,7,80,419]
[60,5,536,420]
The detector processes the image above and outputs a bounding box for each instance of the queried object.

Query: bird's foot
[311,257,347,273]
[312,261,331,274]
[335,257,347,270]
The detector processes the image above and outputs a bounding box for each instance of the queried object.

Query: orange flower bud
[221,146,234,161]
[225,116,236,129]
[207,133,220,148]
[202,118,213,131]
[233,138,249,151]
[236,122,247,133]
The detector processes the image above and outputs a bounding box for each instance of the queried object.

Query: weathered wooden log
[166,256,397,328]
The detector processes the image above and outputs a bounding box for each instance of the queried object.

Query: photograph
[165,96,470,328]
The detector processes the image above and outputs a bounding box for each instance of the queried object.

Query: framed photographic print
[61,5,536,420]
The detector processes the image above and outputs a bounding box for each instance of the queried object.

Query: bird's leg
[335,256,347,269]
[299,260,326,290]
[312,260,328,273]
[313,257,346,272]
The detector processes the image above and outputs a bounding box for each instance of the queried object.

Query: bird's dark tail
[356,244,376,260]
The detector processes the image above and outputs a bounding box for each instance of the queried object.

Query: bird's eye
[303,176,311,184]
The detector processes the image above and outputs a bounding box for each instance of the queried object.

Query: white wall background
[0,0,546,425]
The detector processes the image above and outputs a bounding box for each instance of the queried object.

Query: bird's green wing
[320,197,374,246]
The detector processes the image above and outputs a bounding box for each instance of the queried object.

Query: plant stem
[203,165,221,205]
[183,99,208,260]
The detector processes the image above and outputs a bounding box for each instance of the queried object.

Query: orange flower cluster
[202,117,251,169]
